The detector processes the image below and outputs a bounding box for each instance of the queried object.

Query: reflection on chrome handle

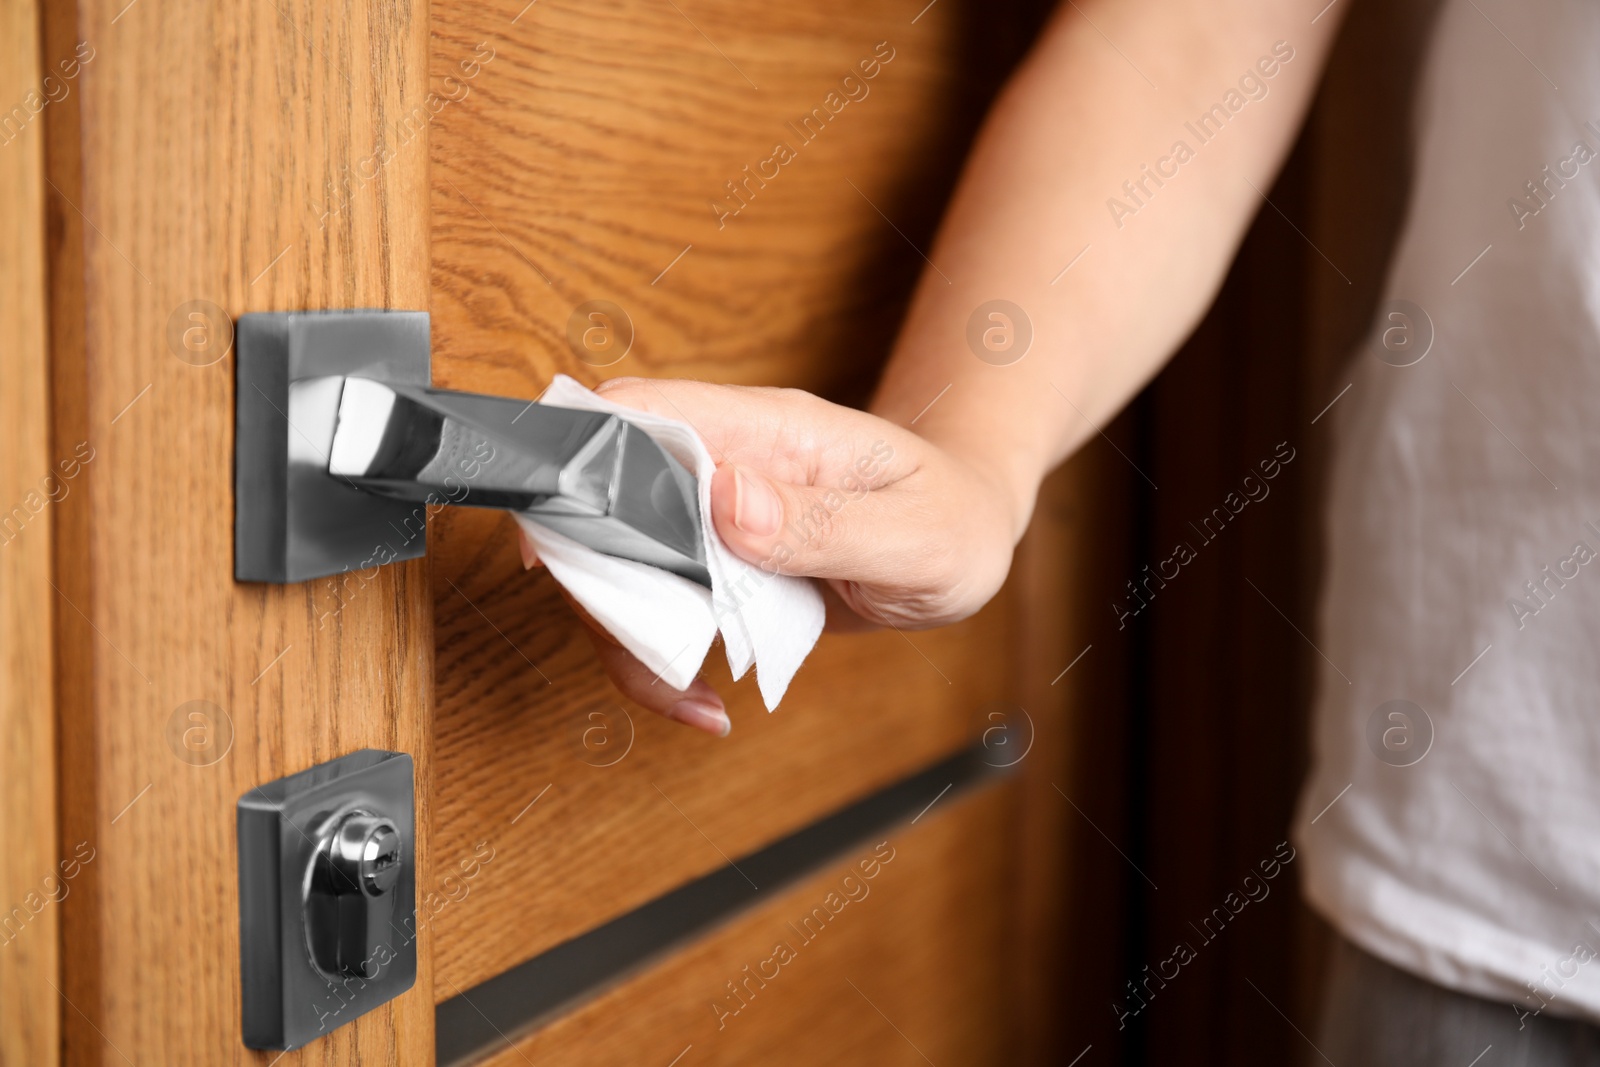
[328,378,710,588]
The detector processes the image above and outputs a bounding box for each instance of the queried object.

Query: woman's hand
[518,377,1028,735]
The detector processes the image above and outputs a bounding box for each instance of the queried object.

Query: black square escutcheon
[237,748,417,1050]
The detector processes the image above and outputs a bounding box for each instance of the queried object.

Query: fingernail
[733,467,782,537]
[518,531,538,570]
[668,698,732,737]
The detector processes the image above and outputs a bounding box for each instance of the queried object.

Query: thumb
[710,464,901,580]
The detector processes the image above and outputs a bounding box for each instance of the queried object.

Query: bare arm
[873,0,1342,536]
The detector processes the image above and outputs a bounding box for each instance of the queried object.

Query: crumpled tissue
[514,375,825,709]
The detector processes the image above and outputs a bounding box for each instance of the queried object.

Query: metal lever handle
[234,310,710,586]
[327,378,710,587]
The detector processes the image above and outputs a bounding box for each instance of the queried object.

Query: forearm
[870,0,1342,537]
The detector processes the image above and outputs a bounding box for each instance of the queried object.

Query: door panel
[36,0,436,1062]
[430,557,1012,995]
[427,0,980,397]
[425,0,1038,1005]
[10,0,1084,1059]
[465,782,1020,1067]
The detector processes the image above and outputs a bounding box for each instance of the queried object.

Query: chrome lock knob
[329,815,401,898]
[307,811,404,980]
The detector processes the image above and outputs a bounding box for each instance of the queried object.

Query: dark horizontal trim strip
[436,743,1007,1066]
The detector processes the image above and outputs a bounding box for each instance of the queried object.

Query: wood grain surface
[468,781,1021,1067]
[0,0,60,1060]
[426,0,985,400]
[38,0,436,1062]
[429,523,1014,995]
[424,0,1036,1000]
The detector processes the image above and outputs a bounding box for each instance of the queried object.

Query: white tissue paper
[514,376,825,710]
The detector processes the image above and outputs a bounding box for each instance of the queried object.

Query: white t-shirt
[1293,0,1600,1024]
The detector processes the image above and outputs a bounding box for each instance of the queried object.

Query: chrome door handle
[328,377,706,583]
[233,310,708,586]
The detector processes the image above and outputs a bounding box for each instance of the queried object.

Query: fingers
[537,563,731,737]
[581,628,731,736]
[708,462,930,582]
[595,377,915,486]
[516,526,543,570]
[513,519,730,733]
[598,379,953,587]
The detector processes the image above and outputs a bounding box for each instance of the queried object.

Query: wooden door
[3,0,1105,1063]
